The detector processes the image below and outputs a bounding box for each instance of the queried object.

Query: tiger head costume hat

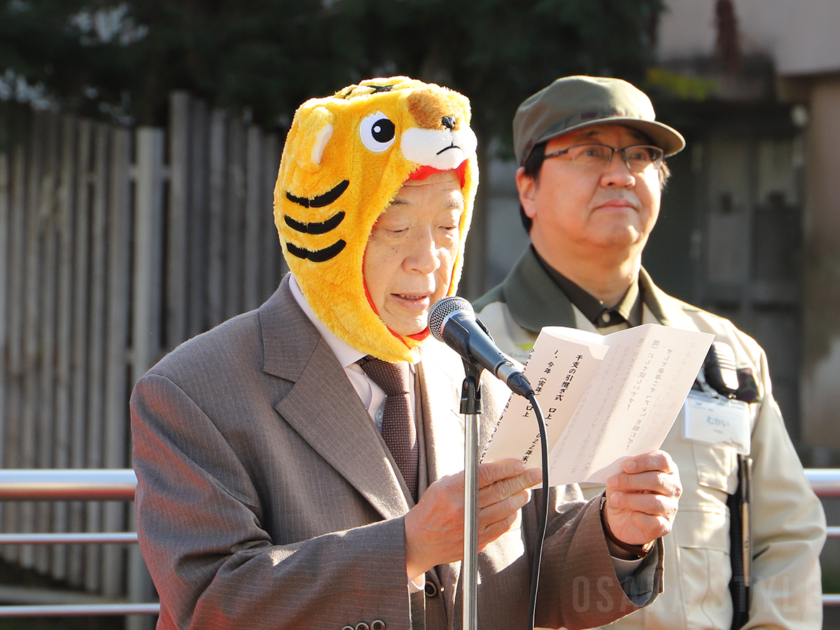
[274,77,479,363]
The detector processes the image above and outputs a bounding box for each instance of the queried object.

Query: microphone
[704,341,739,396]
[429,297,534,398]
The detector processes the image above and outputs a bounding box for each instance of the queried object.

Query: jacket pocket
[672,509,734,629]
[691,441,738,495]
[675,506,729,552]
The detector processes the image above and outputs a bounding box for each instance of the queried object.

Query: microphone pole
[428,297,484,630]
[459,357,482,630]
[429,296,536,630]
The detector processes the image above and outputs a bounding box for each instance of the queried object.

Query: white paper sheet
[482,324,714,486]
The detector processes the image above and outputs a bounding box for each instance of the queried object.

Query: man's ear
[515,167,538,219]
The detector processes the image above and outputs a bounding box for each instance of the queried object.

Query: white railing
[1,468,839,617]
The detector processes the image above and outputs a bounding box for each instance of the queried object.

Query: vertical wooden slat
[0,96,294,604]
[168,92,190,348]
[102,126,131,598]
[0,145,9,478]
[2,141,26,564]
[129,126,166,630]
[262,133,282,298]
[34,112,61,575]
[68,119,93,587]
[20,112,45,570]
[0,143,9,556]
[207,109,227,328]
[51,115,77,581]
[188,99,209,338]
[225,117,245,320]
[83,124,110,592]
[126,503,153,630]
[132,127,165,383]
[244,126,262,311]
[273,134,286,287]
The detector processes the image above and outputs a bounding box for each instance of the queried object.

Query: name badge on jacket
[684,390,751,454]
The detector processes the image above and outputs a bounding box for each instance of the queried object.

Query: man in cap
[475,75,826,629]
[131,77,681,630]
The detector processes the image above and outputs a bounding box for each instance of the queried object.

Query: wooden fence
[0,92,287,608]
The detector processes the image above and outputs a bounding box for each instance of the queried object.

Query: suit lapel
[260,276,410,521]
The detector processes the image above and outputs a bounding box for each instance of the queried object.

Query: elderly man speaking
[131,76,680,630]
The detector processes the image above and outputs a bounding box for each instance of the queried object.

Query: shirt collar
[290,275,366,368]
[532,246,643,328]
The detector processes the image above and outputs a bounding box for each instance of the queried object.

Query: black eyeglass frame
[542,143,665,172]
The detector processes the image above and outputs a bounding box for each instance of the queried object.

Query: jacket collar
[259,275,322,382]
[502,247,577,332]
[501,247,699,332]
[638,267,700,331]
[260,275,412,521]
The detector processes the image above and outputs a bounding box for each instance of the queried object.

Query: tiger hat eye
[371,119,395,143]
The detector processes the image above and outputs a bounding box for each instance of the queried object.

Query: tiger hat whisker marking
[286,240,347,263]
[286,179,350,208]
[284,212,346,235]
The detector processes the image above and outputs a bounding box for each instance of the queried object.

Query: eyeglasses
[543,143,665,173]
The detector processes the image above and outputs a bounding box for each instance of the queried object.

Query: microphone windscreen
[429,296,473,342]
[705,341,739,394]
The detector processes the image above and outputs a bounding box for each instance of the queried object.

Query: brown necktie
[358,356,418,501]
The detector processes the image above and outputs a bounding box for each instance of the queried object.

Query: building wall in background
[655,0,840,453]
[802,77,840,450]
[659,0,840,76]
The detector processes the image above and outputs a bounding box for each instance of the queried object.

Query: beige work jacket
[474,248,826,630]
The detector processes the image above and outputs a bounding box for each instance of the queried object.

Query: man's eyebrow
[626,130,648,143]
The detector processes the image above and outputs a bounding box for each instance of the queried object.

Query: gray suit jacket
[131,275,662,630]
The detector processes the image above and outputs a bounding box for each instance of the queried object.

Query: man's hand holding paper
[603,450,682,550]
[404,459,542,582]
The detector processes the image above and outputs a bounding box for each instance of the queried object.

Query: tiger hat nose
[407,88,464,129]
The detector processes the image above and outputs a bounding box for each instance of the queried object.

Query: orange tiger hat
[274,77,479,363]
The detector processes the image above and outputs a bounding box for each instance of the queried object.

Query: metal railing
[0,469,159,618]
[808,468,840,607]
[1,468,840,617]
[809,469,840,548]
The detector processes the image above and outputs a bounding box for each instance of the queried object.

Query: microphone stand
[459,359,483,630]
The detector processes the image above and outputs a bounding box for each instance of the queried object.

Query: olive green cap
[513,75,685,165]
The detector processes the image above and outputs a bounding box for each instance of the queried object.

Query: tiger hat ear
[286,106,335,173]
